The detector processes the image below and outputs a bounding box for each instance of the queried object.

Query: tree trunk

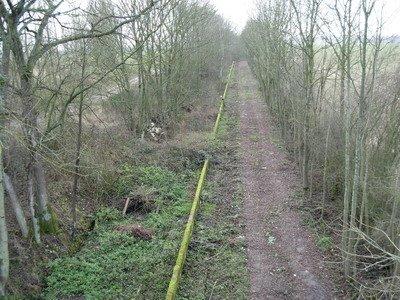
[20,70,56,233]
[71,41,87,236]
[0,154,8,295]
[321,118,332,218]
[0,57,8,289]
[0,39,10,296]
[308,159,314,199]
[3,174,28,238]
[34,152,57,232]
[391,168,400,276]
[342,99,351,275]
[28,164,41,244]
[341,0,353,274]
[345,4,370,276]
[359,150,370,232]
[389,167,400,255]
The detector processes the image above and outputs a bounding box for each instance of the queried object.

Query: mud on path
[236,61,335,300]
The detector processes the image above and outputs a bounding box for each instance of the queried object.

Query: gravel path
[237,61,334,300]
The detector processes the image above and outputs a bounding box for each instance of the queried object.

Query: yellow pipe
[165,158,209,300]
[222,62,235,101]
[213,62,235,135]
[165,62,235,300]
[213,99,225,135]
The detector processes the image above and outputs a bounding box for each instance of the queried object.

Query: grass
[249,133,259,142]
[178,111,249,299]
[295,192,336,254]
[178,189,248,299]
[317,235,333,252]
[179,217,248,294]
[43,166,193,299]
[43,123,249,299]
[43,78,249,299]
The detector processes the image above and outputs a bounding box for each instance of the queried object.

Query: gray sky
[209,0,256,32]
[210,0,400,36]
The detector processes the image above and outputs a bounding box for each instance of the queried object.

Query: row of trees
[243,0,400,297]
[0,0,237,294]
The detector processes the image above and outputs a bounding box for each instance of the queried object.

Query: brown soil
[236,61,335,299]
[114,224,154,240]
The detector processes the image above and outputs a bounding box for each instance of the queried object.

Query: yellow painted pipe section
[166,62,235,300]
[165,158,209,300]
[213,63,235,135]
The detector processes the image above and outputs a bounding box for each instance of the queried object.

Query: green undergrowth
[178,110,249,298]
[178,189,248,299]
[43,166,194,299]
[43,89,249,299]
[301,210,334,253]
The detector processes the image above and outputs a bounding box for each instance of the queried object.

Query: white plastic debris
[148,122,164,142]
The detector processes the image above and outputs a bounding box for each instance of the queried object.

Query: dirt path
[236,61,334,299]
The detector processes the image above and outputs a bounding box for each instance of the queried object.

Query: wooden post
[122,198,131,216]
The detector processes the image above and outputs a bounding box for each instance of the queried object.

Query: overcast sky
[209,0,400,36]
